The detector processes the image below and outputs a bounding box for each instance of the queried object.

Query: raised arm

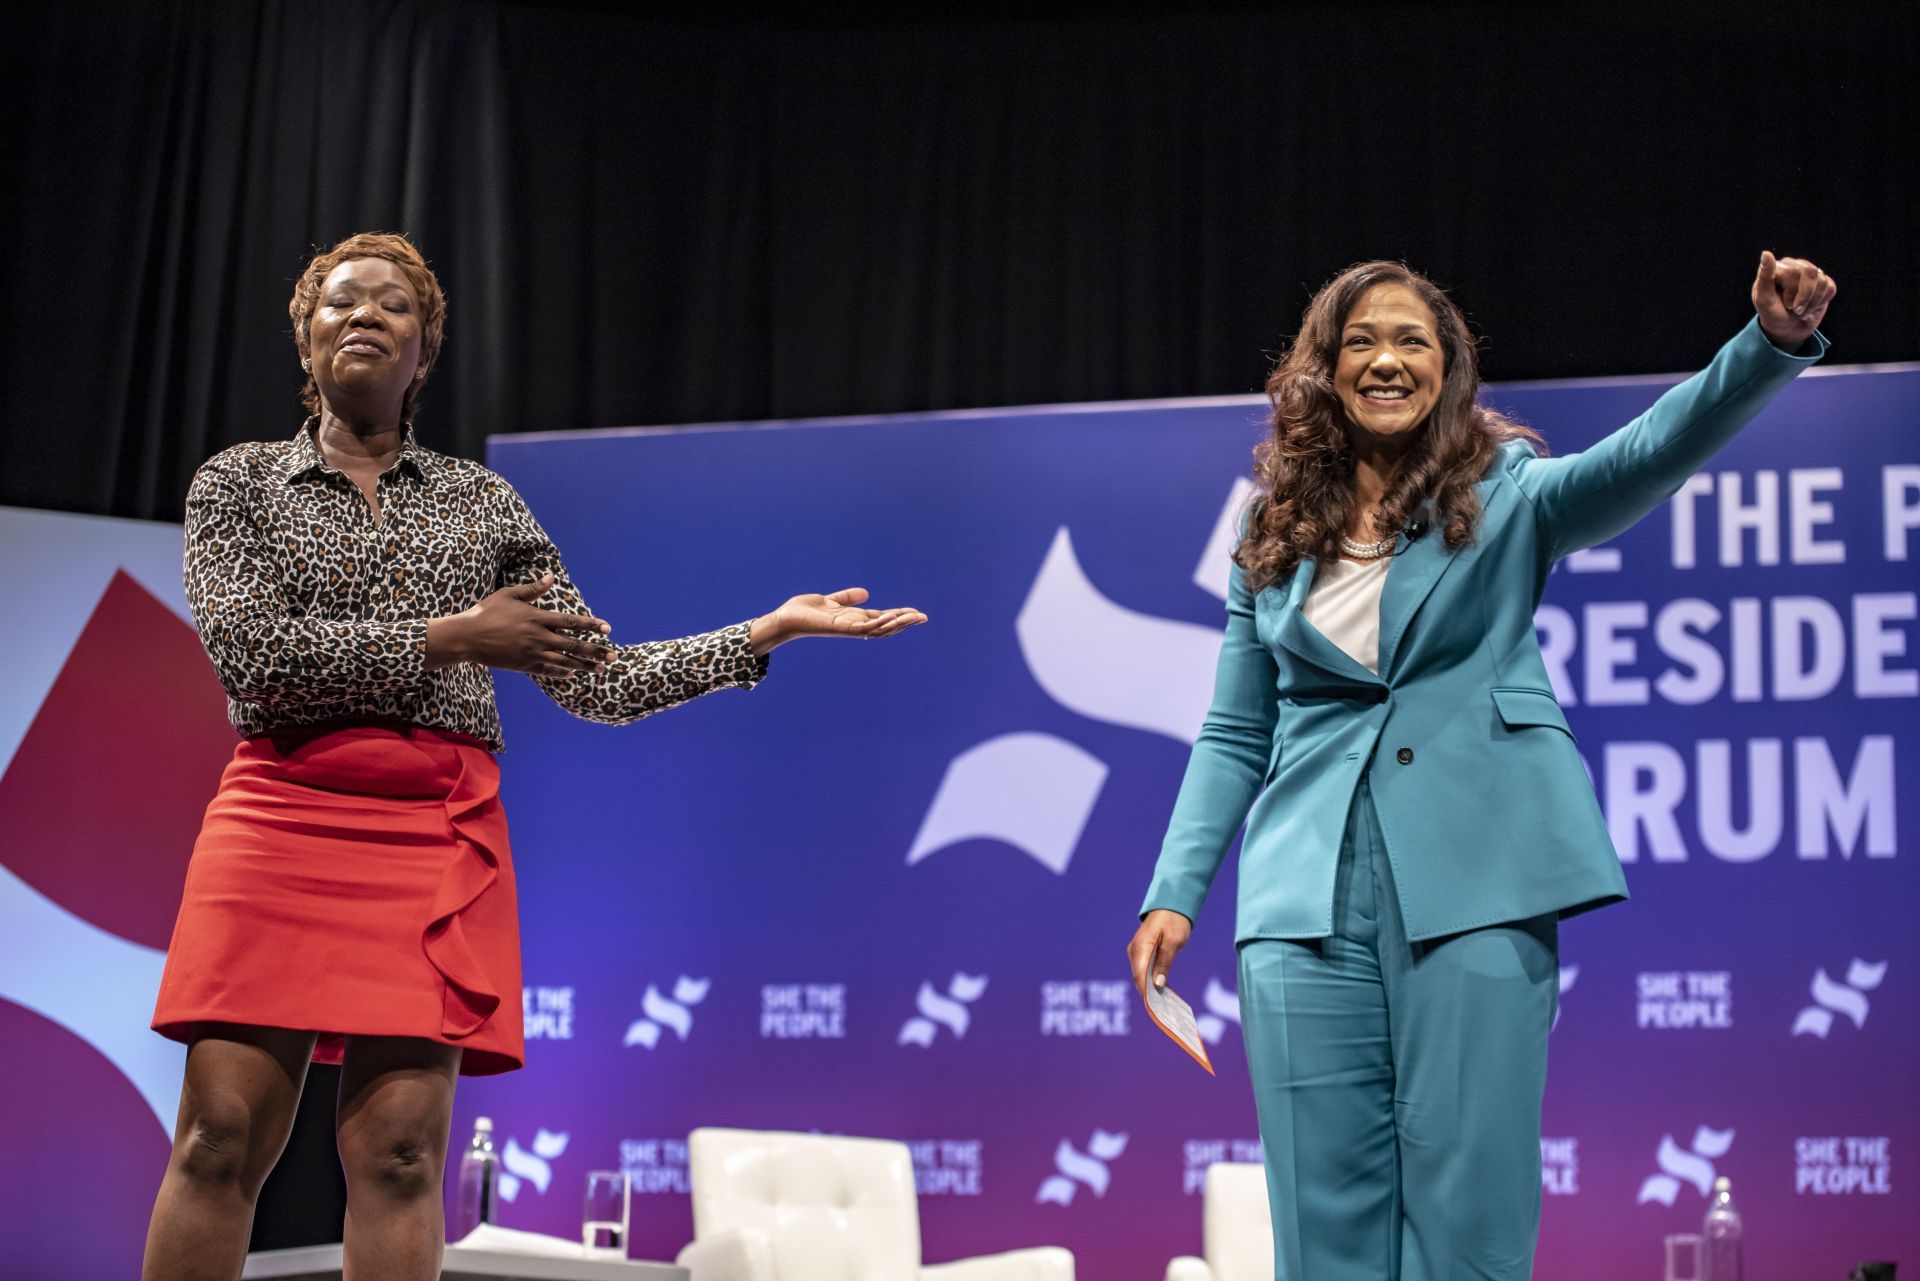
[186,456,431,709]
[1514,252,1835,560]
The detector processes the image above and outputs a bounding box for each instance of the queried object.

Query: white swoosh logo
[1016,527,1223,743]
[915,982,973,1038]
[948,972,988,1002]
[1809,969,1871,1029]
[1846,959,1887,990]
[906,732,1108,874]
[1040,1128,1132,1202]
[1637,1174,1681,1206]
[640,985,695,1040]
[1791,1006,1835,1038]
[1192,479,1258,601]
[1051,1140,1112,1198]
[1689,1125,1734,1160]
[899,973,989,1046]
[1655,1136,1718,1197]
[499,1136,564,1198]
[1035,1176,1076,1206]
[0,864,184,1135]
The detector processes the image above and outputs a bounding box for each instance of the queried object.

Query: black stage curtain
[2,1,1915,525]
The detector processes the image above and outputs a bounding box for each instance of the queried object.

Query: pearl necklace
[1339,533,1398,560]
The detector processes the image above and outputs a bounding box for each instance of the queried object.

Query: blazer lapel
[1286,555,1317,610]
[1378,475,1525,677]
[1375,528,1453,679]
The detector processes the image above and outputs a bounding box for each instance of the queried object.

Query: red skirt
[153,723,523,1075]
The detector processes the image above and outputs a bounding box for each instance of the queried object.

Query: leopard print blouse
[184,423,767,752]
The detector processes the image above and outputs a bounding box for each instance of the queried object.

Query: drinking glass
[582,1170,629,1260]
[1665,1233,1704,1281]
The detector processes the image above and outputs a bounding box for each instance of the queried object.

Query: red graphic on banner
[0,569,233,946]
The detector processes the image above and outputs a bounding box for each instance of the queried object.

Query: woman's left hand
[750,588,927,655]
[1752,251,1836,352]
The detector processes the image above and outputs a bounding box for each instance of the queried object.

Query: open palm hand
[754,587,926,653]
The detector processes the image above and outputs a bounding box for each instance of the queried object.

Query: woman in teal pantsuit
[1129,252,1836,1279]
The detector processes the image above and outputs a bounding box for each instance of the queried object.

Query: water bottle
[1702,1175,1743,1281]
[452,1117,499,1242]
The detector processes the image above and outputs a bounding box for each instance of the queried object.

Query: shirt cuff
[1752,314,1830,361]
[724,619,770,689]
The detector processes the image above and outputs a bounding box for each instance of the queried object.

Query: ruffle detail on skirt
[423,739,506,1042]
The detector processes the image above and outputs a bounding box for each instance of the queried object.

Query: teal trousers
[1238,782,1559,1280]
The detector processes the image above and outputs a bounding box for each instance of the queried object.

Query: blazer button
[1396,746,1414,765]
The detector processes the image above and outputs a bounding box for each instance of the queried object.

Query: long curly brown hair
[1236,261,1540,592]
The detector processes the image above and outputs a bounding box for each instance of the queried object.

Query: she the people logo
[1637,1126,1735,1206]
[1035,1130,1131,1206]
[623,976,711,1049]
[499,1128,570,1202]
[1792,959,1888,1038]
[898,973,989,1047]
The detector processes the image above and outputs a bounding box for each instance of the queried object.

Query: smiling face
[1333,282,1445,445]
[305,257,425,418]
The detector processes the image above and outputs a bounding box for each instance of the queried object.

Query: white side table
[241,1243,689,1281]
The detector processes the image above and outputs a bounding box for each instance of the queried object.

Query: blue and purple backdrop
[1,351,1914,1278]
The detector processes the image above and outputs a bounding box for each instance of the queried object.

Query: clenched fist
[1752,251,1836,353]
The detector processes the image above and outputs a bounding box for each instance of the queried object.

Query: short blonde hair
[289,231,447,422]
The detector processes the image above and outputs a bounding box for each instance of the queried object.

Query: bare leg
[141,1023,319,1281]
[336,1035,461,1281]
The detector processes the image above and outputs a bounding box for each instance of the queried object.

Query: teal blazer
[1142,318,1827,943]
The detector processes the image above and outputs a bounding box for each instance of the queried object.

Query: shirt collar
[283,418,433,486]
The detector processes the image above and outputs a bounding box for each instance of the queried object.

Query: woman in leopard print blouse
[142,232,924,1281]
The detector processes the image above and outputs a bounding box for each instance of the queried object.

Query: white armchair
[677,1128,1074,1281]
[1163,1162,1272,1281]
